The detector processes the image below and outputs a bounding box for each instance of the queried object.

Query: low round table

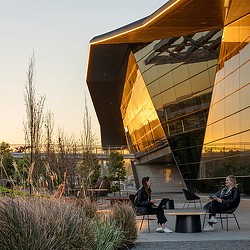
[166,212,208,233]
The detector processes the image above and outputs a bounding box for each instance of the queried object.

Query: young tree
[56,128,79,189]
[79,95,99,189]
[44,110,54,156]
[23,52,45,190]
[80,95,97,152]
[108,152,126,195]
[0,142,14,179]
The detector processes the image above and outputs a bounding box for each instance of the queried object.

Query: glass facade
[87,0,250,194]
[120,22,250,193]
[199,13,250,194]
[120,52,168,155]
[130,30,222,185]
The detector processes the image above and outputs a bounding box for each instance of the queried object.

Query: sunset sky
[0,0,167,145]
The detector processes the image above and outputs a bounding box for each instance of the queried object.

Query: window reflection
[121,51,167,154]
[200,13,250,181]
[131,29,222,180]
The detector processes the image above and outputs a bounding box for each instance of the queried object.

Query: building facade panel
[87,0,250,194]
[199,13,250,193]
[131,30,222,187]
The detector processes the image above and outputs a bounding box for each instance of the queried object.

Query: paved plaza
[131,193,250,250]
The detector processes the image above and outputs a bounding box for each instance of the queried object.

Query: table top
[165,212,209,215]
[105,197,129,200]
[85,188,109,191]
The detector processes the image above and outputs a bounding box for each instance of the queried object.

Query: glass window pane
[224,113,240,138]
[190,70,210,94]
[175,80,192,100]
[152,95,163,110]
[212,119,225,142]
[188,61,207,77]
[224,91,239,117]
[172,64,189,84]
[147,80,161,97]
[239,60,250,88]
[239,83,250,109]
[240,107,250,132]
[158,72,174,92]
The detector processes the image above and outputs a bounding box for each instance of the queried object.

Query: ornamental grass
[111,202,138,247]
[0,197,95,250]
[0,197,134,250]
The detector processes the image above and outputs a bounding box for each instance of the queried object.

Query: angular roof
[86,0,250,146]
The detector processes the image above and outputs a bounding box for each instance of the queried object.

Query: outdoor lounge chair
[129,194,157,233]
[203,206,240,231]
[182,189,202,209]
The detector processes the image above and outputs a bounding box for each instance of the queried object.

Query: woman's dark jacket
[135,187,152,207]
[212,187,240,207]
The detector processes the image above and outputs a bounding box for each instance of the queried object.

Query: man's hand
[151,199,157,204]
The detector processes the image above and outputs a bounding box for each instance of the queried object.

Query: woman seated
[203,175,240,232]
[135,176,172,233]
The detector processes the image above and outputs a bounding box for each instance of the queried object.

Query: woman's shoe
[203,224,215,232]
[208,217,217,224]
[163,227,173,233]
[156,227,164,233]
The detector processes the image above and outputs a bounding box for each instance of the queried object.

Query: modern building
[86,0,250,194]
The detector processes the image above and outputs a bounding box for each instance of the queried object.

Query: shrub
[0,186,51,199]
[112,202,138,246]
[75,196,97,219]
[0,197,128,249]
[93,216,123,250]
[0,197,95,249]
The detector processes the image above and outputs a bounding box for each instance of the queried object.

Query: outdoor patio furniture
[129,194,157,233]
[202,207,240,231]
[182,189,202,209]
[165,199,175,209]
[105,197,130,206]
[166,212,208,233]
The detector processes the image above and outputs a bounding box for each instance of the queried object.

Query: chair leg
[203,214,206,228]
[233,213,240,230]
[226,213,229,231]
[140,215,145,232]
[220,213,223,229]
[187,202,190,209]
[147,215,150,233]
[194,200,196,208]
[199,200,202,209]
[183,201,187,209]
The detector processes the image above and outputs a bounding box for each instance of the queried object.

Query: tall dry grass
[75,197,97,219]
[0,197,132,249]
[0,198,95,250]
[112,202,138,246]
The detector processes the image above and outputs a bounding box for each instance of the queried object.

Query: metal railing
[9,144,135,160]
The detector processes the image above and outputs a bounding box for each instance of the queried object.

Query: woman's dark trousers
[209,200,234,218]
[146,207,167,225]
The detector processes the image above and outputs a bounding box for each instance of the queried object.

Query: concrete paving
[130,193,250,250]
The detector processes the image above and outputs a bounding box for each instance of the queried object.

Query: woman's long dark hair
[142,176,152,197]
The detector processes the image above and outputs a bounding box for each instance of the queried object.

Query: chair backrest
[182,189,200,201]
[221,206,238,213]
[129,194,136,208]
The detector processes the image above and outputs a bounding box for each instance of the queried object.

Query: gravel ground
[130,240,250,250]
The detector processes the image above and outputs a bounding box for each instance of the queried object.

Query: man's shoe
[203,224,215,232]
[208,217,217,224]
[156,227,164,233]
[163,227,173,233]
